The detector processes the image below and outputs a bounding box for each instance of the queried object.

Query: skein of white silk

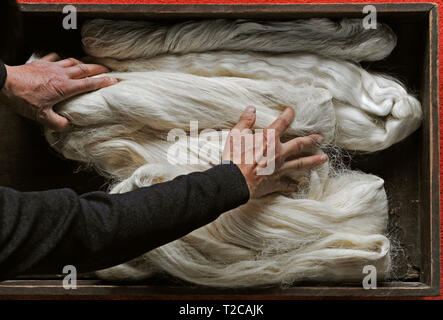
[38,18,422,286]
[95,162,390,286]
[82,18,397,62]
[87,52,423,152]
[45,118,392,286]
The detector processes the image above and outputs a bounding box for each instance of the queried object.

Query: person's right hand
[222,106,328,199]
[0,52,117,132]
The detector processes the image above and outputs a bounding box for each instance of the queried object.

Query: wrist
[227,162,252,201]
[0,65,16,101]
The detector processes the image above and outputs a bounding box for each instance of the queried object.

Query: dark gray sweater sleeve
[0,163,250,279]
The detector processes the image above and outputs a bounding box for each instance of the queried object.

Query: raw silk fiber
[43,18,423,287]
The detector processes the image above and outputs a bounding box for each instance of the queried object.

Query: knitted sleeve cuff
[0,60,7,90]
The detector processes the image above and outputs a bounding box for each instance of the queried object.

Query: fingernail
[320,154,328,161]
[109,77,119,84]
[245,106,256,113]
[283,107,294,117]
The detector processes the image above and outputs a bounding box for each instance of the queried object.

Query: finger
[57,57,83,68]
[64,76,118,98]
[282,134,323,158]
[232,106,256,132]
[40,53,61,62]
[66,64,110,79]
[268,107,295,137]
[279,154,328,173]
[39,109,72,132]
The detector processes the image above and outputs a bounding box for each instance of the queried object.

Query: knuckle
[290,140,302,153]
[51,80,67,97]
[240,113,254,123]
[77,64,89,76]
[81,77,93,90]
[67,58,78,66]
[52,53,61,60]
[296,139,305,152]
[245,118,254,127]
[309,135,317,144]
[46,76,67,97]
[308,136,318,147]
[98,77,111,87]
[294,160,304,170]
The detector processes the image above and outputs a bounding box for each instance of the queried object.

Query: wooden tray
[0,3,439,298]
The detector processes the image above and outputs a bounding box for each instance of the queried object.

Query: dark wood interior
[0,3,439,297]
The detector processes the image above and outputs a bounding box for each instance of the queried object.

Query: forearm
[0,162,249,279]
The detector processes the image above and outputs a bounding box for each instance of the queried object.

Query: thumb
[41,109,72,132]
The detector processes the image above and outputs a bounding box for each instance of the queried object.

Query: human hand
[222,106,328,199]
[0,53,117,132]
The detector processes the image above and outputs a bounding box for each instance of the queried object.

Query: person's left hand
[222,106,327,199]
[0,53,118,132]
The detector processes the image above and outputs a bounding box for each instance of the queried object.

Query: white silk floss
[43,18,422,287]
